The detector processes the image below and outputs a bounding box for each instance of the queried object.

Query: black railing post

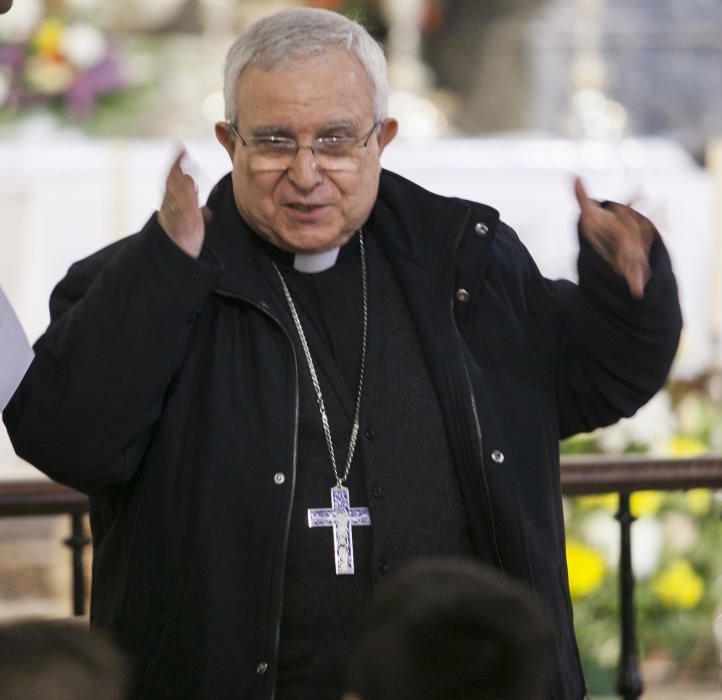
[63,513,91,616]
[615,492,643,700]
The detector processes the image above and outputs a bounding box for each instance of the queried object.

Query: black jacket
[4,170,682,699]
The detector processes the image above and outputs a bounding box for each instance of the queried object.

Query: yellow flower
[577,493,618,513]
[651,560,704,609]
[668,435,708,457]
[566,539,607,599]
[32,17,66,59]
[685,488,712,516]
[630,491,664,518]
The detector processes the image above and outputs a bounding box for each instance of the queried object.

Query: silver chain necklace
[272,232,371,575]
[272,232,368,486]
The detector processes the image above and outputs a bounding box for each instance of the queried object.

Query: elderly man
[4,7,681,700]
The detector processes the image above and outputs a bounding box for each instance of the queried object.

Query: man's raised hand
[158,149,206,259]
[574,177,656,299]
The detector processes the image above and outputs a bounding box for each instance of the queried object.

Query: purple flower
[65,53,126,116]
[0,44,24,70]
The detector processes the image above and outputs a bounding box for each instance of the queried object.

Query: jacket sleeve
[551,227,682,439]
[2,215,221,492]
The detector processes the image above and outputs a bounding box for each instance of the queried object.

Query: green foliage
[563,378,722,690]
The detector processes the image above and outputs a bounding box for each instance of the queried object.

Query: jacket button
[372,485,384,500]
[475,222,488,236]
[256,662,268,675]
[491,450,505,464]
[273,473,285,485]
[378,559,389,575]
[455,288,470,303]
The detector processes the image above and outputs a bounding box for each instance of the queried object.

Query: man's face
[216,49,397,253]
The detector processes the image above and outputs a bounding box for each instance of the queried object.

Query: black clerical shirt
[254,233,371,700]
[251,232,363,396]
[253,230,475,700]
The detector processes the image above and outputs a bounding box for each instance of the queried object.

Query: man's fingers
[575,186,654,299]
[159,147,206,259]
[574,177,615,247]
[623,256,650,300]
[164,149,200,213]
[573,176,596,221]
[613,229,651,299]
[169,148,187,175]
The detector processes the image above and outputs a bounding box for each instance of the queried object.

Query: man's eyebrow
[252,125,294,138]
[319,120,359,134]
[250,121,361,138]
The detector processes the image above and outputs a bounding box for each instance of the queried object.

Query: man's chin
[271,227,356,255]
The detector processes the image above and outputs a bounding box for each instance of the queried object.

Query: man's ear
[376,118,398,156]
[215,122,235,161]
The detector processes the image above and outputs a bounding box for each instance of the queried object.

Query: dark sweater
[265,230,475,700]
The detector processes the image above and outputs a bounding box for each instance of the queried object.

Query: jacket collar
[202,174,280,306]
[372,169,500,277]
[201,169,501,301]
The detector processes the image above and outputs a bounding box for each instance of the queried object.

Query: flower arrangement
[0,13,127,119]
[562,375,722,691]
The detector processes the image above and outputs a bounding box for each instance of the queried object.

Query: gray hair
[222,7,389,125]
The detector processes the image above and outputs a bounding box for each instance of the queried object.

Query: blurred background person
[0,618,129,700]
[344,557,555,700]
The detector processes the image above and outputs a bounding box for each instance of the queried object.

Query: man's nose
[286,146,323,190]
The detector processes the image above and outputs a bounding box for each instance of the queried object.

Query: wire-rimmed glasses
[227,121,382,173]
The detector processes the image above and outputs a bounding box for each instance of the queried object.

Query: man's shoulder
[377,169,528,263]
[49,234,140,320]
[69,235,138,274]
[379,168,499,222]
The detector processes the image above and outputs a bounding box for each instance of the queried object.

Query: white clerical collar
[293,247,341,273]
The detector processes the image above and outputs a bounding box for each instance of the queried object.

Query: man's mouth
[287,203,325,213]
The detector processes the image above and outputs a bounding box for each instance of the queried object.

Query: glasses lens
[314,153,361,172]
[247,151,362,173]
[247,153,294,172]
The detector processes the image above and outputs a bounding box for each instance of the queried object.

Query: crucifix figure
[308,485,372,575]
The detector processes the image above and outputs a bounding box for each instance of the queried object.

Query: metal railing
[0,478,89,616]
[1,454,722,699]
[563,454,722,700]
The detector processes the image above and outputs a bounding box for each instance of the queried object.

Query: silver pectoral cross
[307,485,371,575]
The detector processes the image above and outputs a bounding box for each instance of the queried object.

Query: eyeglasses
[227,121,382,173]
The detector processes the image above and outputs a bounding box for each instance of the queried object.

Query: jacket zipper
[456,344,504,571]
[215,289,298,700]
[448,214,505,571]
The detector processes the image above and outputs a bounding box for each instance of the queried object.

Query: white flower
[61,23,107,70]
[664,512,698,554]
[582,511,620,569]
[0,0,42,42]
[631,516,664,580]
[579,511,663,579]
